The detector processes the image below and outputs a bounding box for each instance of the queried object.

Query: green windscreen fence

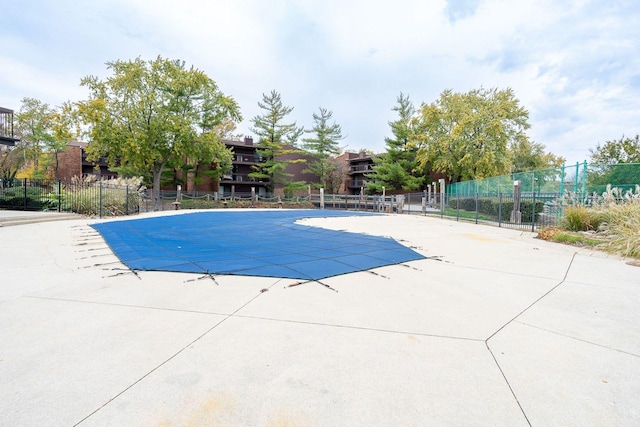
[448,162,640,198]
[586,163,640,194]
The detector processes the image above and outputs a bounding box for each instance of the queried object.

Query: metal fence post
[582,160,588,201]
[475,192,479,224]
[99,181,103,219]
[23,178,27,210]
[125,185,129,215]
[532,191,536,232]
[58,180,62,212]
[498,192,502,227]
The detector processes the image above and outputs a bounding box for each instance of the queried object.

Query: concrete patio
[1,210,638,426]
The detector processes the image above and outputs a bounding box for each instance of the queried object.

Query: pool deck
[1,209,639,426]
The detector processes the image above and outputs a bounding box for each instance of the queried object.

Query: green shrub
[448,197,544,222]
[461,198,476,211]
[561,205,605,231]
[0,185,55,210]
[477,198,496,215]
[0,196,49,210]
[520,200,545,222]
[177,198,314,210]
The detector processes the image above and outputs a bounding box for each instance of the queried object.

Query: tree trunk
[152,169,162,211]
[151,161,167,211]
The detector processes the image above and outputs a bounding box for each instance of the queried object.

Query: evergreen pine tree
[302,107,344,189]
[249,90,304,193]
[368,93,424,193]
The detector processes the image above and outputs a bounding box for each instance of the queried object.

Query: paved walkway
[1,210,638,426]
[0,210,80,227]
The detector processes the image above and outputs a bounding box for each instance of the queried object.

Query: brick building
[56,137,370,195]
[179,137,320,196]
[218,137,268,196]
[57,141,116,181]
[336,151,377,195]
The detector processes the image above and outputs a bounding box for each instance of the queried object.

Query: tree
[214,117,243,140]
[324,156,347,194]
[301,107,344,189]
[368,93,424,193]
[13,97,76,180]
[78,56,241,209]
[412,88,531,183]
[249,90,304,193]
[588,134,640,186]
[0,145,23,184]
[178,118,243,195]
[48,101,78,180]
[509,136,564,172]
[14,97,54,175]
[589,134,640,164]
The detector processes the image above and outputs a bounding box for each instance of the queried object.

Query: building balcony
[220,174,269,185]
[0,107,19,146]
[348,165,374,174]
[232,154,262,165]
[348,180,370,189]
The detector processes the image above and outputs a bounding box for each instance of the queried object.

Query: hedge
[448,197,545,222]
[0,187,54,210]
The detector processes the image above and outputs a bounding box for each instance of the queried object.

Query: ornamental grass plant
[561,205,606,232]
[557,185,640,258]
[596,187,640,258]
[65,176,145,216]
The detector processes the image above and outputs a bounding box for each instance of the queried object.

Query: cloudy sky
[2,0,638,164]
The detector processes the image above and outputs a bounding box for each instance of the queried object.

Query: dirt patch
[461,233,503,243]
[536,228,562,241]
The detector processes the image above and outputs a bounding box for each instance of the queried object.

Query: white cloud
[1,0,639,165]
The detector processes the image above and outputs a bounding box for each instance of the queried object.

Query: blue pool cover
[91,210,424,280]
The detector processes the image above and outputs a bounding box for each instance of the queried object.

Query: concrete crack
[483,252,578,427]
[515,321,640,358]
[486,252,577,342]
[72,279,282,426]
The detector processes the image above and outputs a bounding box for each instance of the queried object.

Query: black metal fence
[431,192,560,231]
[0,178,562,230]
[308,191,561,231]
[0,178,141,217]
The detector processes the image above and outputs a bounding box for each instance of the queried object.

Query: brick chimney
[244,136,254,145]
